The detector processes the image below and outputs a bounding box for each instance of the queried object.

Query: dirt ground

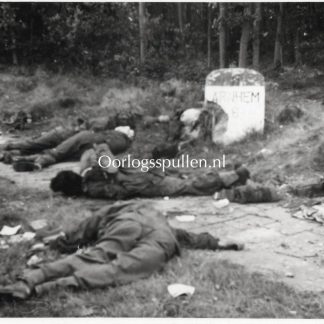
[1,68,324,317]
[1,155,324,293]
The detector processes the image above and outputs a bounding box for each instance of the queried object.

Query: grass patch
[1,247,324,317]
[0,181,324,317]
[1,67,324,316]
[1,66,324,185]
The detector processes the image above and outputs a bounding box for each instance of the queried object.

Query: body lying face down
[0,201,244,300]
[50,143,280,203]
[0,112,136,171]
[50,141,286,204]
[50,159,251,200]
[50,141,251,201]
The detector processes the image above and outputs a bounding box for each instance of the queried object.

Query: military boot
[0,281,32,300]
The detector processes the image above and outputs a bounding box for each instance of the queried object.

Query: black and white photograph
[0,1,324,319]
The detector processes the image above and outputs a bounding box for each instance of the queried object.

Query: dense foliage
[0,2,323,80]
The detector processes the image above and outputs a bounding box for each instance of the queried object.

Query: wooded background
[0,2,323,80]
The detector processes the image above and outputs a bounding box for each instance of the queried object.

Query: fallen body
[0,201,243,299]
[49,143,281,203]
[150,104,228,160]
[2,127,134,171]
[0,107,138,167]
[288,179,324,198]
[50,163,249,200]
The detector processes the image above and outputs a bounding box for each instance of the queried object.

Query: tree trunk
[177,3,184,34]
[218,3,226,68]
[274,3,284,68]
[207,3,211,68]
[11,29,18,65]
[177,3,185,53]
[238,4,252,68]
[186,3,191,23]
[29,14,34,64]
[139,2,146,64]
[294,28,302,67]
[252,3,261,70]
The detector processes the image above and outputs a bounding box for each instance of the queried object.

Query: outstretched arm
[51,202,132,253]
[50,214,101,253]
[172,227,244,251]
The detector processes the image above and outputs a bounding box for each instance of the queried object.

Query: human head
[235,165,250,185]
[70,115,88,131]
[116,108,136,130]
[50,170,83,196]
[75,117,88,130]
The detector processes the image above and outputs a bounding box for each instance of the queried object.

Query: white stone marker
[205,68,265,145]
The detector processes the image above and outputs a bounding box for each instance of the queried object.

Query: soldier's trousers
[39,130,129,166]
[140,169,239,197]
[23,220,173,292]
[6,126,77,154]
[18,130,130,168]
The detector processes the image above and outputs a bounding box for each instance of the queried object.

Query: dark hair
[152,142,179,160]
[50,170,83,196]
[235,166,250,185]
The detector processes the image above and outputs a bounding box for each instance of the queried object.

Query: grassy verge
[1,67,324,187]
[1,179,324,317]
[1,67,324,317]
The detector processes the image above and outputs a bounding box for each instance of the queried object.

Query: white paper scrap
[30,219,48,231]
[22,232,36,241]
[167,284,195,298]
[175,215,196,222]
[213,199,230,209]
[0,225,21,236]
